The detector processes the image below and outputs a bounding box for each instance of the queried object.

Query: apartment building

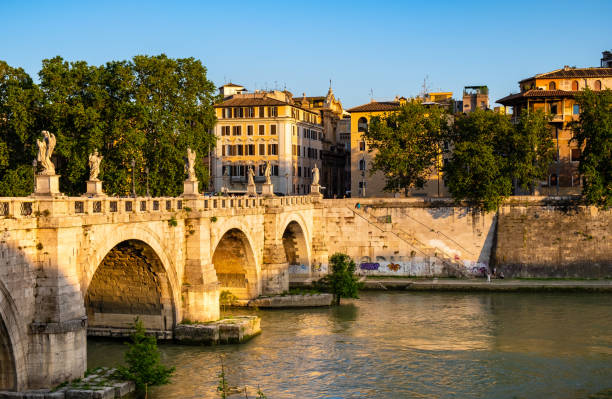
[212,84,323,195]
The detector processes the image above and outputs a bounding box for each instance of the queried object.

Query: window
[224,108,231,118]
[268,144,278,155]
[272,165,279,176]
[359,141,366,151]
[549,82,556,90]
[292,145,297,156]
[573,104,580,115]
[297,146,301,157]
[258,164,265,175]
[247,125,253,135]
[358,181,366,189]
[359,159,366,170]
[550,174,558,186]
[571,148,581,162]
[258,125,265,135]
[572,81,579,91]
[259,143,265,155]
[594,80,602,91]
[271,125,277,135]
[297,166,302,177]
[237,145,243,156]
[358,117,368,133]
[550,104,558,115]
[247,107,255,117]
[246,144,255,155]
[269,106,278,117]
[221,126,230,136]
[222,146,226,156]
[259,107,265,117]
[232,126,242,136]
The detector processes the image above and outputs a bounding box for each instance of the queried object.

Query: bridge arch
[82,225,181,333]
[0,281,27,391]
[280,216,312,274]
[211,223,260,300]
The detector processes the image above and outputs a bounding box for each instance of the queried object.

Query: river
[88,292,612,398]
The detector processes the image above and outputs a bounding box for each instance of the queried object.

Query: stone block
[111,381,135,397]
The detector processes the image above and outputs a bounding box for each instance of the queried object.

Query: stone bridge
[0,194,324,390]
[0,192,517,391]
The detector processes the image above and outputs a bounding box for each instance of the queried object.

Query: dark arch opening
[0,317,16,390]
[212,229,256,299]
[85,240,175,336]
[283,222,309,277]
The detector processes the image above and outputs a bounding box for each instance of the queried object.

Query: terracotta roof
[214,97,288,107]
[347,101,400,113]
[497,89,577,105]
[220,83,244,88]
[519,68,612,83]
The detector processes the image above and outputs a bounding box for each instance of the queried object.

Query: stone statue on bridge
[312,163,320,186]
[247,165,255,186]
[264,161,272,185]
[36,131,56,176]
[185,148,197,181]
[88,149,103,181]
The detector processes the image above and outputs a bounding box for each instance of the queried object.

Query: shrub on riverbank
[316,253,361,305]
[114,319,175,398]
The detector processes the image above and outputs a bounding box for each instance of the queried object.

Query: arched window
[357,117,368,133]
[572,81,579,91]
[594,80,602,91]
[359,159,366,171]
[549,82,556,90]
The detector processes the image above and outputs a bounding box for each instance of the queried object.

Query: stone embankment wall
[493,201,612,278]
[322,199,496,277]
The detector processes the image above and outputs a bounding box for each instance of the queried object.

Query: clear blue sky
[2,0,611,108]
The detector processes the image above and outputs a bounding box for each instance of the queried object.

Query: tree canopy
[364,102,449,195]
[572,89,612,208]
[443,109,553,211]
[0,55,218,197]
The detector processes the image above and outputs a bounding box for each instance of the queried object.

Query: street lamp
[145,167,150,197]
[32,159,37,192]
[131,159,136,198]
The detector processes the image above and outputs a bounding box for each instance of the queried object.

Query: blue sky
[2,0,611,108]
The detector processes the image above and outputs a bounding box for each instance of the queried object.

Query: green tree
[572,89,612,208]
[0,61,42,196]
[443,109,553,211]
[364,102,449,195]
[115,319,175,398]
[322,253,360,305]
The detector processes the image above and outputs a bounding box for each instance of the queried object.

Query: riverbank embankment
[361,278,612,292]
[292,278,612,292]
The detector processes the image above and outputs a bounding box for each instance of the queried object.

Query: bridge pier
[29,225,87,388]
[182,212,219,322]
[262,199,289,294]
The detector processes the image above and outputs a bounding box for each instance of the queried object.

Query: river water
[88,292,612,398]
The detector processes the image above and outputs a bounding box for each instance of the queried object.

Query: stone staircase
[347,206,470,277]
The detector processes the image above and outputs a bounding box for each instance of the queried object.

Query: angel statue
[184,148,197,181]
[88,149,103,181]
[312,163,320,185]
[247,165,255,186]
[264,161,272,184]
[36,131,56,175]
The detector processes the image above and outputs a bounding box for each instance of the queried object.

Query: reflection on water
[88,292,612,398]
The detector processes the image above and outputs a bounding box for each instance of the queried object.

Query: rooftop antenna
[369,88,374,101]
[421,75,430,97]
[329,79,332,89]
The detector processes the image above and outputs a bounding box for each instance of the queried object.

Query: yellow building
[497,65,612,194]
[347,98,447,198]
[213,84,323,195]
